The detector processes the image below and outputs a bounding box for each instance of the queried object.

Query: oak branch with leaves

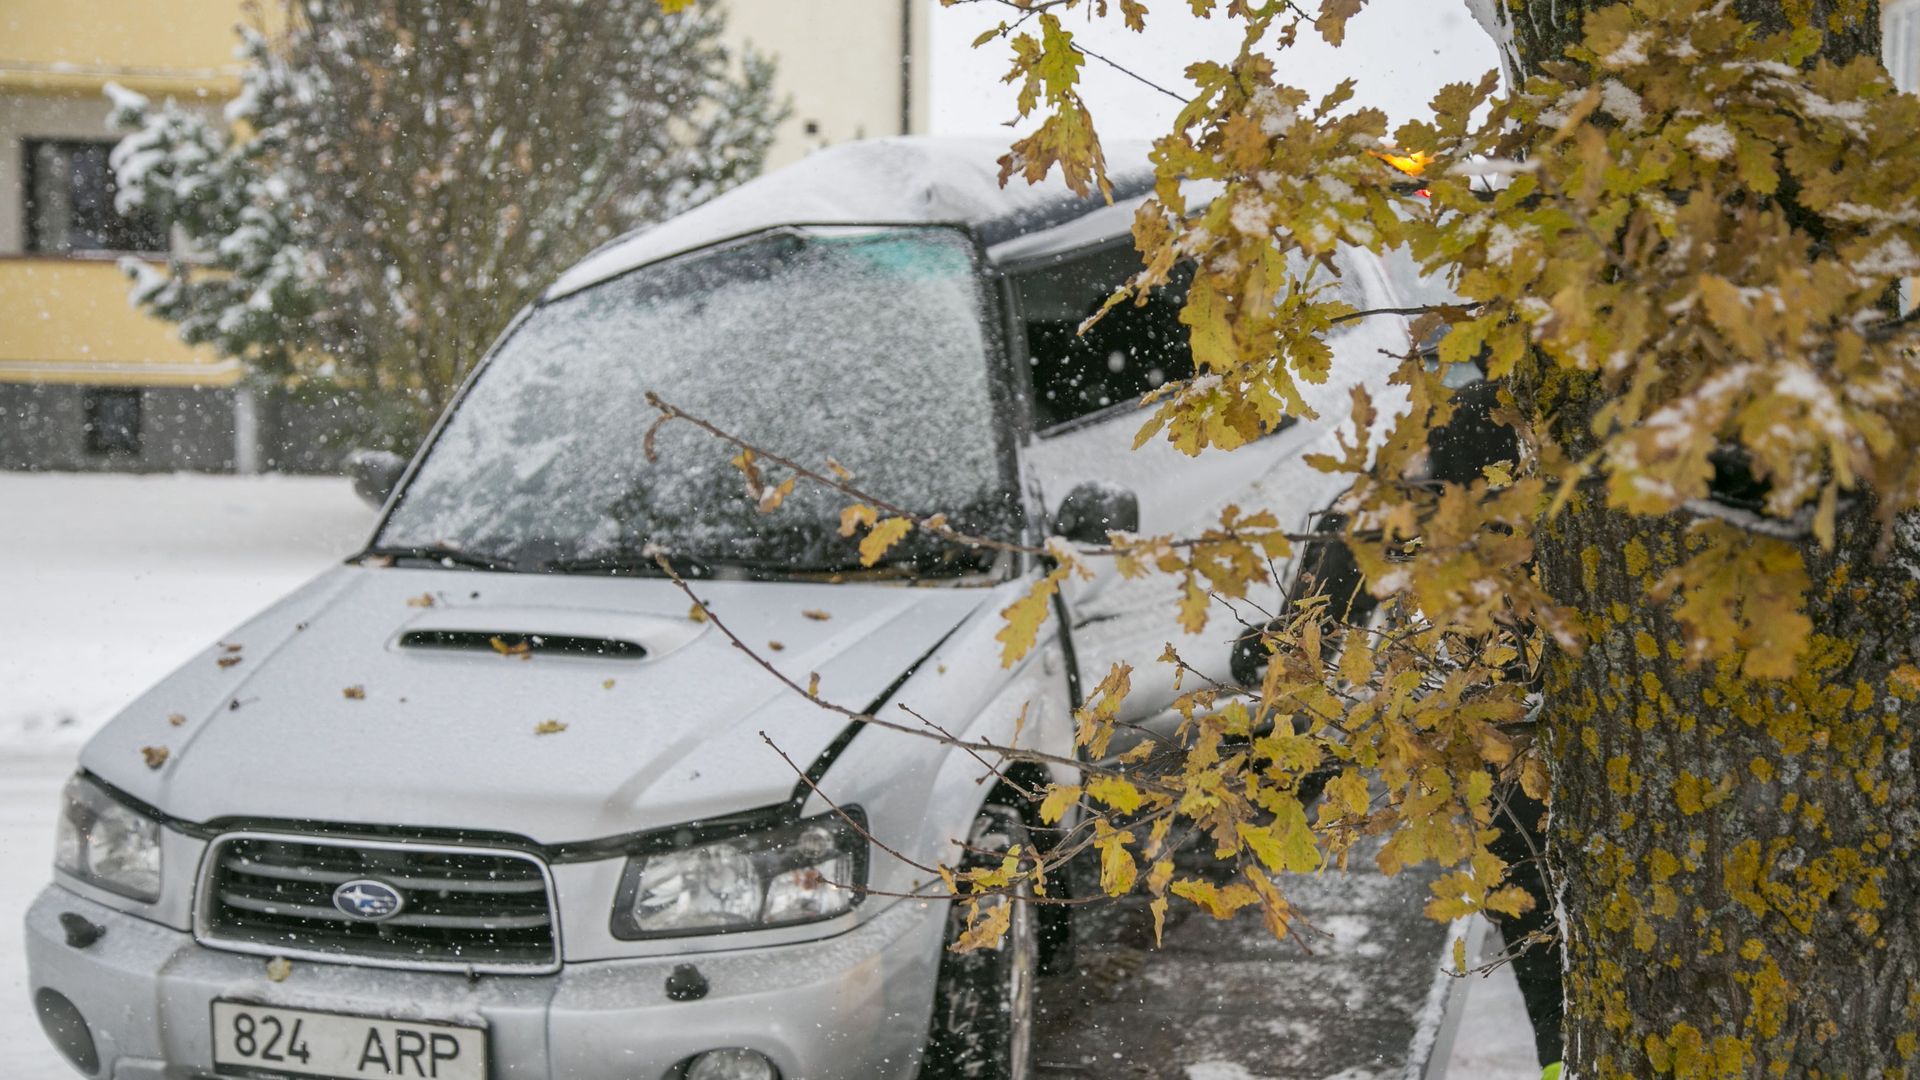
[664,0,1920,1074]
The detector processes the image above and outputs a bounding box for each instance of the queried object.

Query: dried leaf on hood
[534,719,568,735]
[802,609,831,622]
[687,603,709,623]
[216,654,244,669]
[601,678,615,690]
[406,593,436,608]
[141,746,169,769]
[167,713,187,727]
[767,640,785,652]
[342,686,366,700]
[265,957,292,982]
[489,635,531,658]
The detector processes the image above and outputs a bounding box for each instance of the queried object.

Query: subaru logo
[332,879,406,921]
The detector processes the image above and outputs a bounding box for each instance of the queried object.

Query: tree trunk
[1536,502,1920,1076]
[1503,2,1917,1075]
[1508,1,1881,77]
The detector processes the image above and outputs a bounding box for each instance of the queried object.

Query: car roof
[543,136,1158,300]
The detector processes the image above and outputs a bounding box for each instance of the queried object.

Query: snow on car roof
[544,136,1157,299]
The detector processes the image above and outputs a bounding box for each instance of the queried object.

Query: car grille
[196,832,560,974]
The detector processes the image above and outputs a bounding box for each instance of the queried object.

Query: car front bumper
[25,886,947,1080]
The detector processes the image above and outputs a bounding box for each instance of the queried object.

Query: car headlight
[612,810,867,938]
[54,774,162,902]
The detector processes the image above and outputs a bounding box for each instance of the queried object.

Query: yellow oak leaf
[950,898,1012,953]
[859,517,914,567]
[1087,775,1144,814]
[994,565,1066,667]
[1039,785,1081,824]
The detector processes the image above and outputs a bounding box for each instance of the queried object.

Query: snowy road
[0,471,1533,1079]
[1,747,82,1080]
[0,472,375,1079]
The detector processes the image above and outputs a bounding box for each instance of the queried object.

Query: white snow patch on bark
[1599,79,1647,128]
[1856,237,1920,278]
[1685,122,1737,161]
[1602,31,1652,68]
[1448,156,1538,178]
[1485,223,1532,266]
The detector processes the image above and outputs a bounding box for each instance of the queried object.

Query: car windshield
[376,228,1018,578]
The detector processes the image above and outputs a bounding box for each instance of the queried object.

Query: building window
[23,139,167,255]
[83,389,144,456]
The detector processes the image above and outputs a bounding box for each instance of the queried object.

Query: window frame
[1002,236,1197,440]
[82,388,145,456]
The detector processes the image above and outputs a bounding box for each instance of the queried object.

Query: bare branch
[648,551,1153,787]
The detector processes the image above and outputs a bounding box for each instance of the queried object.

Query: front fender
[800,576,1077,907]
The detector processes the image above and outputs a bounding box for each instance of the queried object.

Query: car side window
[1011,245,1194,432]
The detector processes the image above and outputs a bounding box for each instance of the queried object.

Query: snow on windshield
[379,228,1016,573]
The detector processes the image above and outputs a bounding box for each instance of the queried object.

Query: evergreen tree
[108,0,786,447]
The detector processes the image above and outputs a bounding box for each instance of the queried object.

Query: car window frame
[996,235,1196,442]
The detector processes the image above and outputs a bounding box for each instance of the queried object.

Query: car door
[1006,241,1407,727]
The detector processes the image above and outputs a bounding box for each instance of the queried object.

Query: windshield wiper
[539,552,850,580]
[538,550,988,581]
[359,544,521,573]
[536,554,680,577]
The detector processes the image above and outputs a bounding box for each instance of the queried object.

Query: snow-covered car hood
[81,565,988,844]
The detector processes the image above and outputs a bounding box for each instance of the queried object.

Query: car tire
[920,803,1037,1080]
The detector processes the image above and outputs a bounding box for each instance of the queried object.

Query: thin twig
[758,730,943,876]
[975,0,1187,103]
[646,392,1358,554]
[650,551,1154,787]
[897,701,1030,794]
[761,729,1113,907]
[1069,39,1187,103]
[1330,301,1483,326]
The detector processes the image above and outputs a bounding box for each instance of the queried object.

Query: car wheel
[921,803,1037,1080]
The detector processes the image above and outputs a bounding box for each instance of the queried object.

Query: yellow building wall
[0,0,925,390]
[724,0,926,168]
[0,0,254,388]
[0,0,261,96]
[0,258,236,387]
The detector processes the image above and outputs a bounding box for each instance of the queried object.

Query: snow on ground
[0,472,374,747]
[0,471,374,1080]
[0,471,1534,1078]
[1447,919,1543,1078]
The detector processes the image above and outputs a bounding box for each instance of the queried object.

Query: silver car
[25,137,1410,1080]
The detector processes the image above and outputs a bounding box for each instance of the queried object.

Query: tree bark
[1508,1,1881,77]
[1537,502,1920,1076]
[1503,2,1918,1075]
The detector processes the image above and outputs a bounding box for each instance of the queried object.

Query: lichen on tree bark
[1508,0,1881,76]
[1506,1,1920,1073]
[1537,497,1920,1075]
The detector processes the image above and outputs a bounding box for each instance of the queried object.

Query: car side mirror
[346,449,408,509]
[1052,482,1140,545]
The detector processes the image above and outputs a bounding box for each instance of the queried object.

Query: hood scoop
[398,628,646,659]
[393,604,706,663]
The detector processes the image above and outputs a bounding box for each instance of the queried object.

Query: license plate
[211,1001,486,1080]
